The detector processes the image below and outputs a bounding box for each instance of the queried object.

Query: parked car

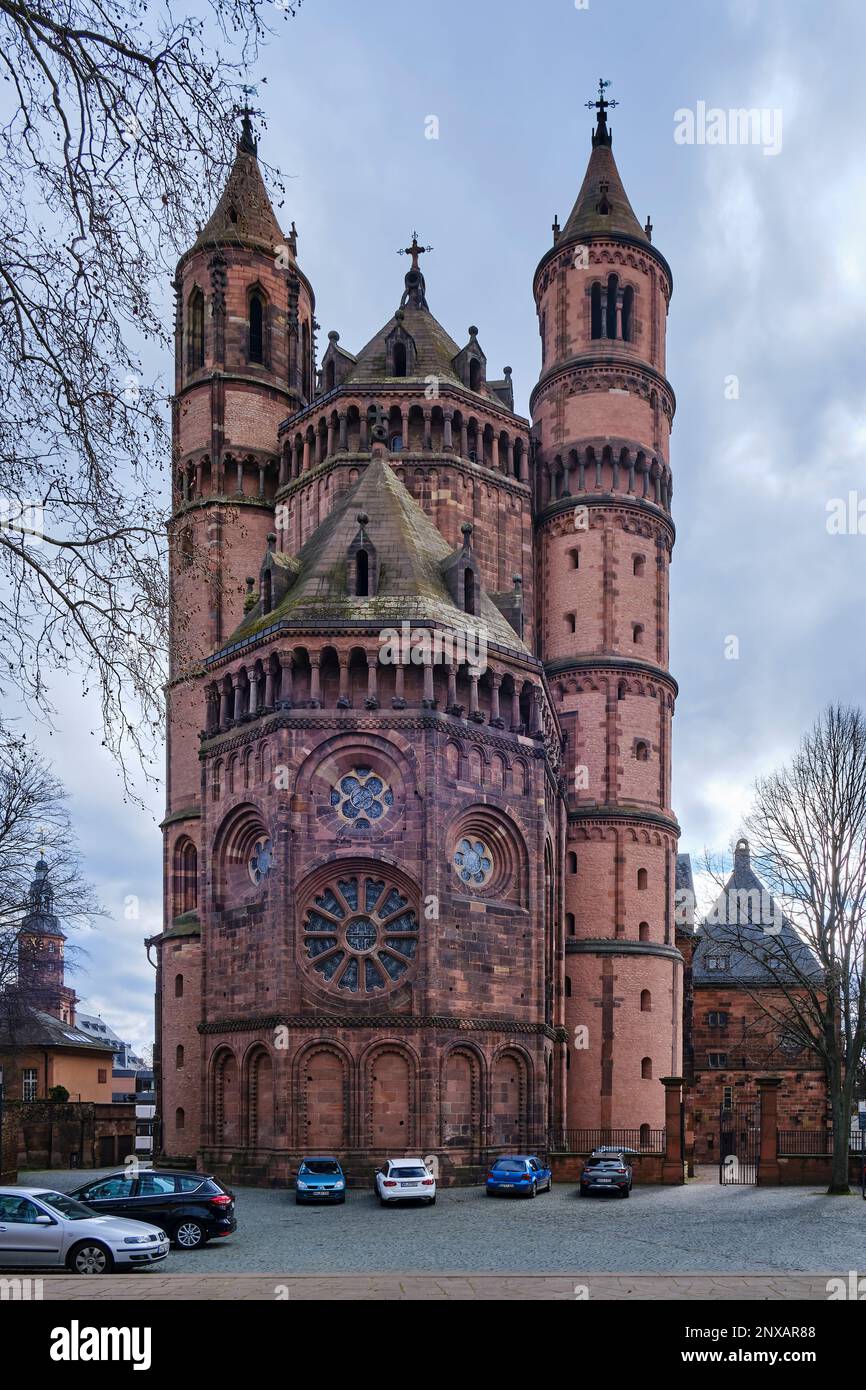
[294,1157,346,1204]
[0,1188,169,1274]
[374,1158,436,1205]
[485,1155,553,1197]
[70,1169,236,1248]
[578,1150,633,1198]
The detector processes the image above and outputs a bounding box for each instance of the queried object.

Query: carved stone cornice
[530,354,675,421]
[199,1012,557,1039]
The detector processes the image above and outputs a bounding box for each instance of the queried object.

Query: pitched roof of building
[345,301,465,388]
[233,455,529,652]
[0,1006,116,1053]
[558,136,648,247]
[692,840,822,985]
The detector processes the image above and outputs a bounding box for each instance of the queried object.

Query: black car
[70,1170,237,1249]
[578,1150,633,1198]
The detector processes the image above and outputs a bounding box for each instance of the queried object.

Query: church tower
[17,858,77,1026]
[532,85,681,1130]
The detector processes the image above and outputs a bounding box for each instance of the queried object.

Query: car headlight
[123,1235,153,1245]
[297,1181,309,1190]
[335,1180,345,1189]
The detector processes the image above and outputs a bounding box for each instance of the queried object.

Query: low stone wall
[772,1153,865,1186]
[550,1152,664,1184]
[4,1100,136,1170]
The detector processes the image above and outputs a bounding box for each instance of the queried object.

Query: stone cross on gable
[367,402,388,441]
[398,231,433,272]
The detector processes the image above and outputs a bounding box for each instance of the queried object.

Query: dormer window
[393,341,407,377]
[356,549,370,597]
[469,358,482,392]
[464,568,477,615]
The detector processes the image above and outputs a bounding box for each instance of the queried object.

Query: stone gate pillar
[756,1076,782,1185]
[660,1076,685,1184]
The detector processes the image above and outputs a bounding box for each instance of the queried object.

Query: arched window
[632,623,644,645]
[390,433,403,452]
[591,282,602,339]
[566,912,576,936]
[637,868,648,890]
[639,921,650,941]
[567,852,577,875]
[622,285,634,342]
[569,548,580,569]
[641,1056,653,1080]
[393,341,407,377]
[640,989,652,1012]
[301,320,311,398]
[176,1107,185,1131]
[176,1044,185,1069]
[469,358,482,392]
[174,973,184,999]
[606,273,619,339]
[565,976,572,998]
[635,741,650,762]
[464,568,477,615]
[356,549,369,597]
[633,554,646,577]
[188,288,204,371]
[249,292,264,363]
[617,680,626,701]
[639,1122,651,1148]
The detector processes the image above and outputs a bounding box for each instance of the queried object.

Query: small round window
[248,837,273,885]
[453,837,493,887]
[330,767,393,831]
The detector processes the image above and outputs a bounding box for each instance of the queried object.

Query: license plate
[597,1178,611,1183]
[400,1182,419,1188]
[500,1183,514,1189]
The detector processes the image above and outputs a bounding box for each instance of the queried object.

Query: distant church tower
[531,83,681,1129]
[17,858,77,1026]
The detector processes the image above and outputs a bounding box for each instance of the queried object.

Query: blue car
[294,1156,346,1204]
[485,1155,553,1198]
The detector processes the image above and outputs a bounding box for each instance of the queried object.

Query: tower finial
[235,85,260,155]
[585,77,618,147]
[398,231,432,310]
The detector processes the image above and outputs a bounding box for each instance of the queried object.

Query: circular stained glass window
[248,837,273,885]
[302,873,418,995]
[453,837,493,887]
[329,767,393,832]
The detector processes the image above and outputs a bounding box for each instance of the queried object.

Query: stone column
[231,671,244,723]
[756,1077,782,1186]
[468,672,482,722]
[218,683,230,730]
[248,669,259,719]
[490,673,503,727]
[511,687,521,731]
[365,654,379,709]
[263,662,275,710]
[235,458,244,494]
[491,435,500,471]
[338,412,348,451]
[447,665,458,712]
[309,655,321,707]
[660,1076,685,1184]
[422,663,435,708]
[303,434,311,473]
[460,419,469,458]
[326,418,335,457]
[443,411,453,450]
[401,408,409,452]
[393,662,406,709]
[278,652,293,708]
[360,413,369,451]
[423,408,432,451]
[337,653,350,707]
[195,460,204,496]
[505,438,514,475]
[258,463,266,497]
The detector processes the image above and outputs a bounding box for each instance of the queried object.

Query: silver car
[0,1188,170,1274]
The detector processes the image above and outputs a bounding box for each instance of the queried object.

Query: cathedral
[153,89,684,1184]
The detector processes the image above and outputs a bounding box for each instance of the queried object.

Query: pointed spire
[190,109,284,256]
[557,83,649,247]
[585,77,618,148]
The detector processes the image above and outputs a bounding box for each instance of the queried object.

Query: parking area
[16,1167,866,1276]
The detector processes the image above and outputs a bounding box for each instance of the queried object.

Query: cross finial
[585,77,618,146]
[398,231,432,272]
[235,85,261,154]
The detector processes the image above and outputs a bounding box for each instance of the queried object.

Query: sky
[11,0,866,1051]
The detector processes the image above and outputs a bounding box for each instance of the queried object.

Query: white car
[375,1159,436,1205]
[0,1188,170,1274]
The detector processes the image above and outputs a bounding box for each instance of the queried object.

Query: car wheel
[527,1181,537,1198]
[68,1241,113,1275]
[428,1196,436,1205]
[578,1186,586,1197]
[174,1220,207,1249]
[485,1188,494,1197]
[544,1177,552,1192]
[620,1186,630,1199]
[338,1195,346,1204]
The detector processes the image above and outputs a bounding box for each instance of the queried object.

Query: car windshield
[588,1160,624,1169]
[301,1162,340,1175]
[493,1160,526,1172]
[391,1167,427,1178]
[37,1192,96,1220]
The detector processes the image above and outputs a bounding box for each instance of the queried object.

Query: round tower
[532,86,681,1131]
[17,858,77,1025]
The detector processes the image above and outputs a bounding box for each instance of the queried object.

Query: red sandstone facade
[151,102,683,1183]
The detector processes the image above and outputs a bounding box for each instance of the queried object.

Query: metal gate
[719,1102,759,1184]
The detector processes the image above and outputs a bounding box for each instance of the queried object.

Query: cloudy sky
[13,0,866,1050]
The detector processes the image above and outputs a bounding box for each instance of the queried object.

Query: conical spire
[557,81,648,247]
[192,115,285,256]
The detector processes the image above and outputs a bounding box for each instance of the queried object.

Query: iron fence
[778,1131,866,1155]
[549,1128,666,1154]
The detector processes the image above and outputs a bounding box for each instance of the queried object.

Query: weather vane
[585,77,618,119]
[398,231,432,273]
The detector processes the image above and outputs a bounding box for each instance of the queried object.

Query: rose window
[453,837,493,887]
[329,767,393,831]
[302,873,418,995]
[248,837,273,885]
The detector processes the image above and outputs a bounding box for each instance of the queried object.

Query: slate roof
[232,456,529,653]
[558,136,649,247]
[676,853,694,895]
[192,140,284,257]
[344,302,466,390]
[0,1006,116,1053]
[692,841,822,986]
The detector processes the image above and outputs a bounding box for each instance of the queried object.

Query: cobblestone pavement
[18,1167,866,1286]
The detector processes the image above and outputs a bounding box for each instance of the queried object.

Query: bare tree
[0,0,302,791]
[701,706,866,1194]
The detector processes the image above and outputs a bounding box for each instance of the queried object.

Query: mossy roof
[344,303,465,389]
[559,139,648,246]
[192,145,285,256]
[230,457,529,651]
